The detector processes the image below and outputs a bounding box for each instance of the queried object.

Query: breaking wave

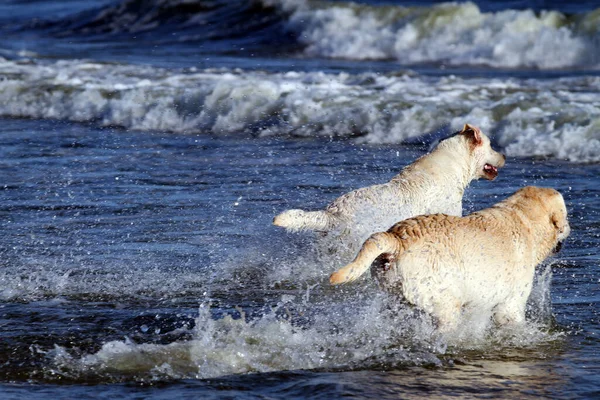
[19,0,600,69]
[1,58,600,161]
[278,0,600,69]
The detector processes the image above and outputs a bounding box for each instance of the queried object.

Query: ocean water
[0,0,599,398]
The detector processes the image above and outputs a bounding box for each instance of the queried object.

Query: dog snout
[497,153,506,167]
[563,221,571,239]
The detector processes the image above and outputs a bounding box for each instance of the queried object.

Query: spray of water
[50,253,563,382]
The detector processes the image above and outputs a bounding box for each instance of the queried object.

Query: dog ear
[550,210,567,232]
[461,124,482,145]
[550,212,560,230]
[547,190,568,231]
[550,206,569,237]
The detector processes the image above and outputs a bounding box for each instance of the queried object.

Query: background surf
[5,0,600,69]
[1,59,600,161]
[1,0,600,162]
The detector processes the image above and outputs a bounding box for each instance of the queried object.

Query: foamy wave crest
[2,59,600,161]
[272,0,600,69]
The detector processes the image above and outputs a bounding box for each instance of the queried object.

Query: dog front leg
[431,297,463,333]
[492,301,526,326]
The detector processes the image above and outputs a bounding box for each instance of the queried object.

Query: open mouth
[483,163,499,179]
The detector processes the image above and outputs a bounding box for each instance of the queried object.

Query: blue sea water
[0,0,599,398]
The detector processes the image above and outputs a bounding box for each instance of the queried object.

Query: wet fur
[273,124,505,241]
[329,186,570,331]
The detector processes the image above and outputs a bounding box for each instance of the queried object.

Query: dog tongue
[484,164,498,174]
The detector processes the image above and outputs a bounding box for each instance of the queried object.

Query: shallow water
[1,0,600,398]
[0,118,598,398]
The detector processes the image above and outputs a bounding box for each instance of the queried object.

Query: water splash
[51,263,563,382]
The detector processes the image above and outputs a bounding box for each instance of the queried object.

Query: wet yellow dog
[330,186,570,331]
[274,124,505,237]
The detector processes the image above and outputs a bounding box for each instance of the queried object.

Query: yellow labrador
[330,186,570,331]
[273,124,505,242]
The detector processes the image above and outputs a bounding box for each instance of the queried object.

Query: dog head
[512,186,570,254]
[456,124,505,180]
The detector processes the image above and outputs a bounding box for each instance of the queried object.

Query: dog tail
[273,209,336,232]
[329,232,398,284]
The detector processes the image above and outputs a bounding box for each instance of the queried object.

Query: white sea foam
[1,59,599,161]
[274,0,600,69]
[52,268,562,381]
[52,296,435,380]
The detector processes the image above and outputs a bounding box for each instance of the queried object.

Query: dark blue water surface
[0,0,599,398]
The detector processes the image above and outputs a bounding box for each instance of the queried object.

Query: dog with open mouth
[329,186,570,332]
[273,124,506,248]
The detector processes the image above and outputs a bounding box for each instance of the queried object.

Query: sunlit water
[1,0,600,398]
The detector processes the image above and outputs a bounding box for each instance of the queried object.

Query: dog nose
[553,240,563,254]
